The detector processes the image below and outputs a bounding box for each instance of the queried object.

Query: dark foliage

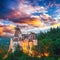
[0,27,60,60]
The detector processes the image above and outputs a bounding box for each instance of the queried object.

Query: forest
[0,27,60,60]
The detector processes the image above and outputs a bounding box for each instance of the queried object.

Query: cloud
[12,17,45,27]
[39,13,60,27]
[40,14,52,25]
[40,13,51,20]
[52,8,60,20]
[0,18,45,37]
[6,2,47,19]
[0,20,15,37]
[18,3,47,15]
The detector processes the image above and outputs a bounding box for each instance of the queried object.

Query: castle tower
[29,32,37,46]
[9,25,22,52]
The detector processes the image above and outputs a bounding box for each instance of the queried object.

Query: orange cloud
[0,24,15,37]
[15,18,45,27]
[0,27,3,34]
[51,23,60,28]
[23,18,41,26]
[0,27,6,36]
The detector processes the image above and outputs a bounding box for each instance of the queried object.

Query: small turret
[29,32,36,41]
[28,32,37,46]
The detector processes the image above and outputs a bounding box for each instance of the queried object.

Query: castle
[8,25,38,53]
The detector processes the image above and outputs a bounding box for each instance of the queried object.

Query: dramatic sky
[0,0,60,19]
[0,0,60,36]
